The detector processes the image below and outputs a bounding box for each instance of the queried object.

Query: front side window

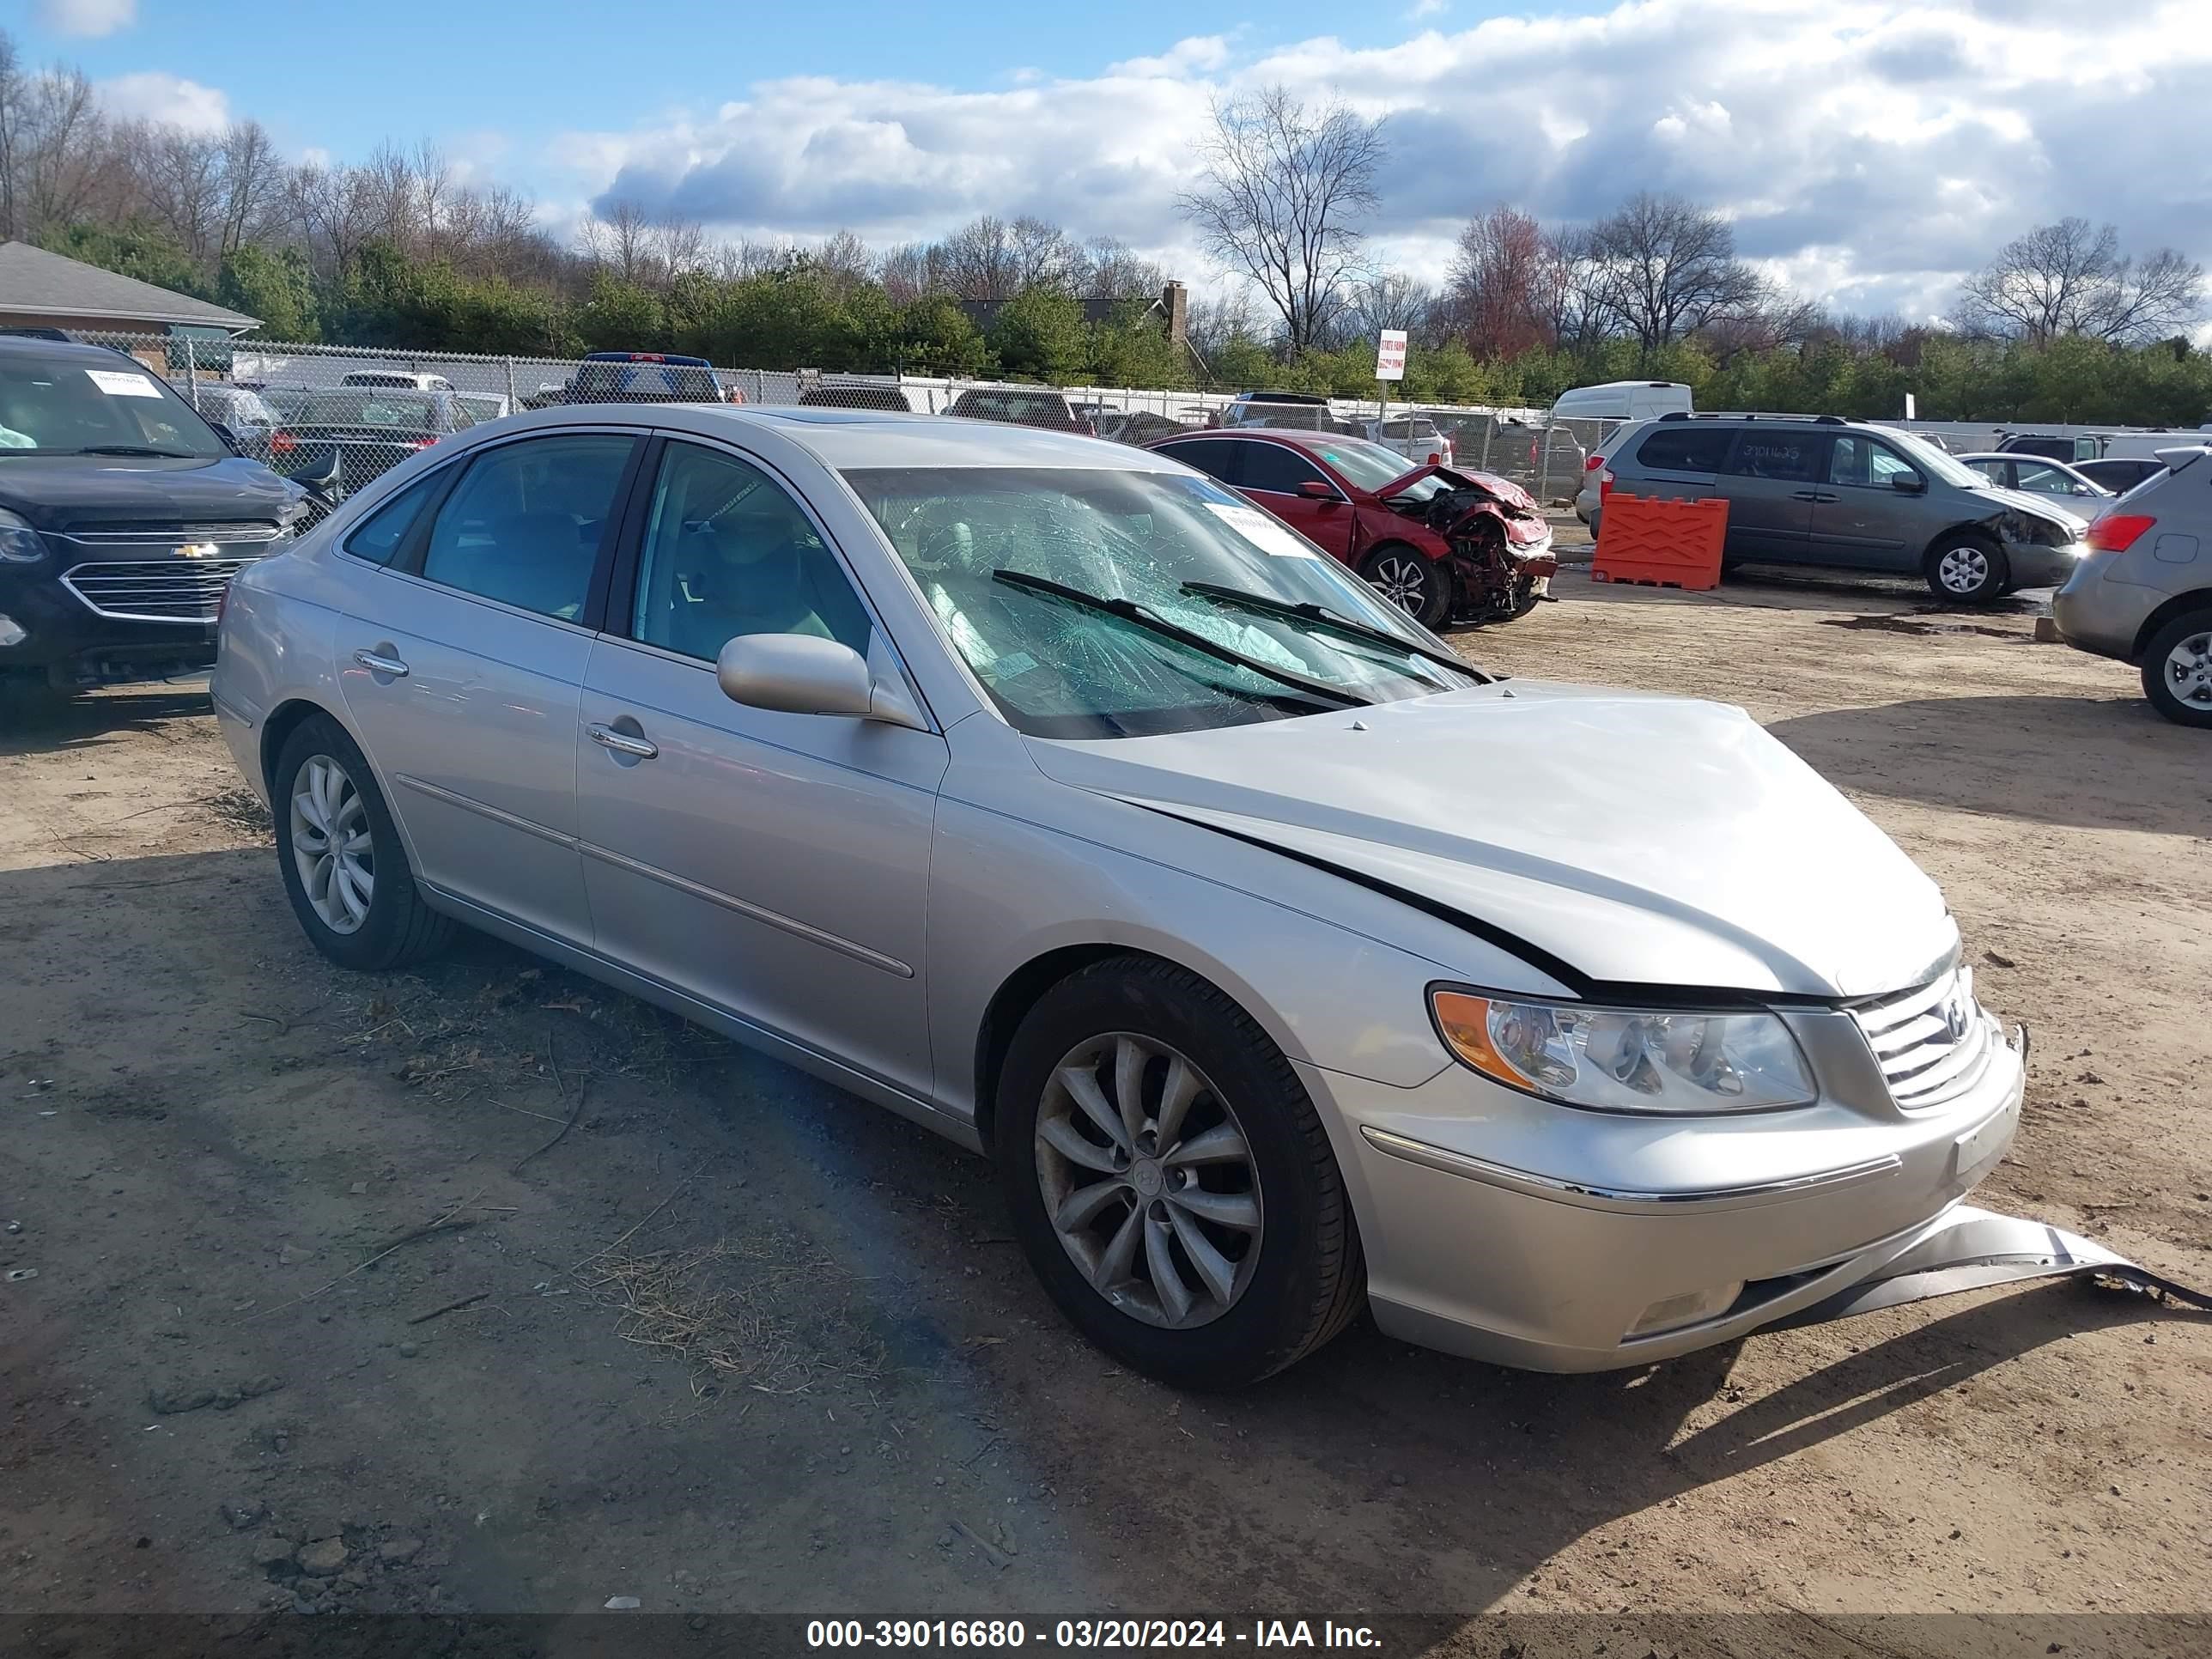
[629,441,872,660]
[842,465,1480,739]
[0,354,228,458]
[418,434,635,620]
[1828,435,1921,489]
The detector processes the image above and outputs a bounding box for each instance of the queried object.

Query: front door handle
[353,648,409,678]
[587,721,659,761]
[1790,489,1841,503]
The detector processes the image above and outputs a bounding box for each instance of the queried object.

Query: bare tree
[1585,192,1762,356]
[1178,85,1384,354]
[1447,204,1553,359]
[878,240,931,303]
[650,214,707,279]
[810,228,873,294]
[1342,270,1437,346]
[12,65,119,235]
[1008,215,1077,292]
[1078,235,1166,301]
[1953,217,2205,343]
[289,161,390,277]
[934,216,1020,301]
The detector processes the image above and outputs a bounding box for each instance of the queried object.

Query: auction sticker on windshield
[85,369,163,398]
[1206,501,1318,557]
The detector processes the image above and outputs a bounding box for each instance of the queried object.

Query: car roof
[465,402,1178,472]
[0,333,146,367]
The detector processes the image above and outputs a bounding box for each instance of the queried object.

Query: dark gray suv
[1601,414,2089,602]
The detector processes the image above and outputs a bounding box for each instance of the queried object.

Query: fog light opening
[0,614,25,649]
[1626,1281,1745,1340]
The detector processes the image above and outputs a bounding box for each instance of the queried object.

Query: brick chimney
[1161,281,1189,345]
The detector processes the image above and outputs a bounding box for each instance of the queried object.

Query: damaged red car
[1146,428,1556,629]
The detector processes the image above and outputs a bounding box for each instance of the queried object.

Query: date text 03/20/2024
[805,1620,1382,1649]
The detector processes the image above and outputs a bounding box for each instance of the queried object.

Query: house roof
[0,241,259,332]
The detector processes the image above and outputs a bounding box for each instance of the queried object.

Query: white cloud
[96,71,231,134]
[36,0,137,38]
[1407,0,1450,19]
[547,0,2212,319]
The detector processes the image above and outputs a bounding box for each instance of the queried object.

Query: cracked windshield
[843,465,1478,738]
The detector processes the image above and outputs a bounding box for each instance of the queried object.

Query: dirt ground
[3,565,2208,1653]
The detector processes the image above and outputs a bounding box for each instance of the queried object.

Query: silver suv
[1602,414,2089,602]
[2051,446,2212,728]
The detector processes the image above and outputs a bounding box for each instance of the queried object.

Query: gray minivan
[1602,414,2089,602]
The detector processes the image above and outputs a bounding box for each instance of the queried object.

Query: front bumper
[1303,1017,2031,1371]
[0,566,225,684]
[2002,538,2088,591]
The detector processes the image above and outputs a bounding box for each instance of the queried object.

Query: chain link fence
[64,329,1600,511]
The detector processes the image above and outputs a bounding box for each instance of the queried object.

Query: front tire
[993,957,1364,1389]
[1923,534,2008,605]
[2141,609,2212,728]
[271,714,454,971]
[1359,544,1451,630]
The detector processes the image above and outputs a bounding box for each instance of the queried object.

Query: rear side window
[1154,439,1246,487]
[343,471,448,566]
[418,434,636,620]
[1239,443,1328,495]
[1724,431,1820,483]
[1635,426,1731,471]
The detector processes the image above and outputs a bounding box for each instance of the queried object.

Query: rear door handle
[587,722,659,761]
[352,648,409,678]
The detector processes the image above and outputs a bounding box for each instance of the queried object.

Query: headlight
[1431,988,1817,1114]
[0,507,46,563]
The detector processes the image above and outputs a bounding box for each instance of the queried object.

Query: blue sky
[14,0,2212,322]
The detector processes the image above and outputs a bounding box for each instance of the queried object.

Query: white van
[1547,380,1694,425]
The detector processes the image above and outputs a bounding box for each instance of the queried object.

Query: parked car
[2051,445,2212,727]
[1547,380,1693,425]
[1097,410,1192,447]
[0,334,304,693]
[566,352,736,405]
[2074,456,2168,495]
[184,385,280,462]
[1956,453,2112,503]
[1360,413,1454,467]
[1603,413,2088,602]
[1147,428,1554,628]
[210,402,2027,1386]
[1576,418,1651,525]
[267,388,480,496]
[945,387,1095,434]
[1217,391,1356,434]
[341,370,456,393]
[454,393,513,424]
[797,382,913,413]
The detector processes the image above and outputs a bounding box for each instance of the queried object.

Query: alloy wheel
[2161,628,2212,708]
[289,754,374,934]
[1033,1032,1263,1329]
[1368,554,1430,616]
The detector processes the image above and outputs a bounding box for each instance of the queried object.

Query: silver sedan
[211,404,2027,1386]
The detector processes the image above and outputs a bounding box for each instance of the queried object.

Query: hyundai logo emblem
[1942,993,1971,1042]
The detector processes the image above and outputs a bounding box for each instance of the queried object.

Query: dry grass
[580,1231,886,1399]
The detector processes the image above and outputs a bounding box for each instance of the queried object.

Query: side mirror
[1890,474,1927,494]
[207,421,241,454]
[717,634,878,719]
[1297,480,1339,501]
[290,447,343,506]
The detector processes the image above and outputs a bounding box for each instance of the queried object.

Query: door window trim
[595,428,939,733]
[392,427,650,634]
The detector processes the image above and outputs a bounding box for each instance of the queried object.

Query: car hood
[1024,682,1956,1000]
[1974,484,2088,533]
[1382,462,1540,514]
[0,453,301,531]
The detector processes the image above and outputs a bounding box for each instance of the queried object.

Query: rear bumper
[1301,1020,2027,1371]
[2051,560,2152,662]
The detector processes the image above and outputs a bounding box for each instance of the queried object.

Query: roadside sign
[1904,392,1917,419]
[1375,330,1407,381]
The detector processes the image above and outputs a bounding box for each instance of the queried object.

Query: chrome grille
[1851,963,1995,1109]
[55,523,283,548]
[61,559,257,623]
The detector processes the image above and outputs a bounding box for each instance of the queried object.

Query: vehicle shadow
[1765,693,2208,835]
[0,681,211,757]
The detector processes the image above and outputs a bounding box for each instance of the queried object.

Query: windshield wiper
[76,445,196,459]
[990,568,1371,708]
[1180,580,1489,684]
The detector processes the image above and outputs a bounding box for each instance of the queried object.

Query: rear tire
[1359,544,1450,630]
[270,713,455,971]
[2140,609,2212,729]
[1923,534,2008,605]
[993,957,1364,1389]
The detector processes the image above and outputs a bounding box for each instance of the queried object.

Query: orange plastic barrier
[1590,493,1729,591]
